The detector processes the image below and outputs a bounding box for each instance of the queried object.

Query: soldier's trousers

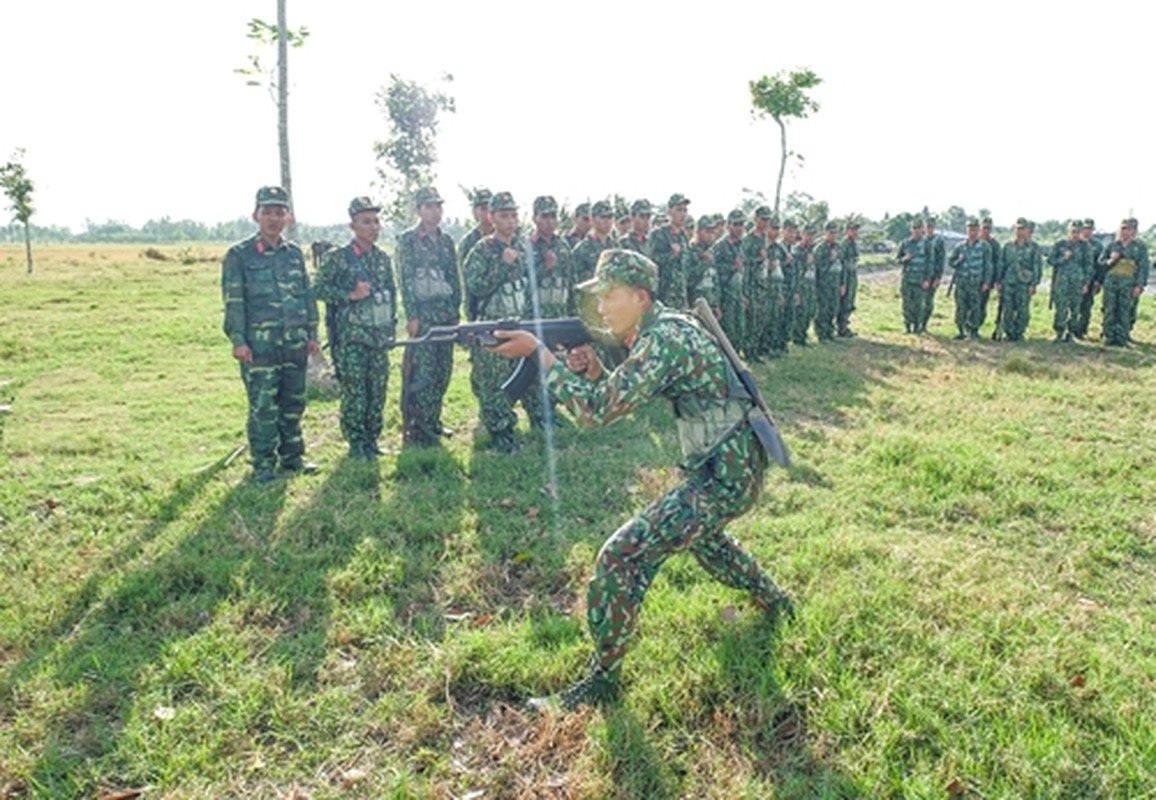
[954,281,984,336]
[720,283,746,355]
[470,345,518,435]
[1101,276,1135,346]
[403,336,454,443]
[837,272,858,334]
[901,280,927,332]
[978,288,992,330]
[791,284,815,344]
[919,283,938,329]
[240,339,308,471]
[1074,286,1098,337]
[586,434,781,676]
[1001,285,1032,341]
[336,340,388,450]
[1052,277,1085,336]
[745,282,770,356]
[815,274,840,340]
[769,281,789,354]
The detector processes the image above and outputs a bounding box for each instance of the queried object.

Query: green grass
[2,244,1155,799]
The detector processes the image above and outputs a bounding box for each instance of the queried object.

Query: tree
[235,6,309,239]
[373,74,455,228]
[748,68,823,217]
[0,150,35,274]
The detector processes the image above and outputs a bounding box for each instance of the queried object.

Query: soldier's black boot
[526,665,621,713]
[753,588,796,626]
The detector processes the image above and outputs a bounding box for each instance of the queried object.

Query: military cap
[1121,217,1139,229]
[591,200,614,217]
[754,205,773,220]
[910,217,926,227]
[695,214,713,229]
[726,209,747,224]
[489,191,517,212]
[1014,217,1030,228]
[470,188,493,207]
[925,216,938,226]
[577,249,658,295]
[1068,219,1082,231]
[966,217,980,227]
[803,223,819,235]
[767,215,782,228]
[1082,218,1095,229]
[782,216,799,229]
[532,195,558,215]
[824,221,839,233]
[630,198,653,216]
[711,213,726,228]
[981,216,994,228]
[255,185,290,208]
[574,202,592,217]
[348,196,381,218]
[414,187,443,207]
[616,211,630,224]
[846,220,862,230]
[667,193,691,208]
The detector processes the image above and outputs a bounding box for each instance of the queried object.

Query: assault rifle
[392,318,596,401]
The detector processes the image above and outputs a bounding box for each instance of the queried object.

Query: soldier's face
[534,212,557,237]
[350,211,381,245]
[981,226,993,238]
[728,222,744,239]
[910,226,923,240]
[473,204,491,226]
[783,227,798,244]
[1120,226,1135,243]
[419,202,443,228]
[253,205,291,240]
[493,208,518,237]
[574,214,591,232]
[597,284,649,337]
[847,228,859,241]
[1080,227,1092,240]
[670,205,688,227]
[824,232,836,244]
[631,214,651,235]
[593,215,613,236]
[767,226,780,241]
[966,226,979,242]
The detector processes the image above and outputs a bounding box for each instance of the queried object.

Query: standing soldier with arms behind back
[740,207,772,361]
[978,216,1000,331]
[813,221,843,342]
[648,193,692,308]
[565,202,592,250]
[837,221,861,337]
[686,214,720,316]
[397,187,461,447]
[765,217,789,357]
[947,218,993,340]
[921,217,947,332]
[1101,217,1150,347]
[573,200,616,282]
[897,217,929,333]
[712,209,747,355]
[460,189,494,320]
[1047,220,1092,342]
[996,218,1043,342]
[221,186,320,483]
[314,197,397,460]
[789,224,818,347]
[1073,218,1104,340]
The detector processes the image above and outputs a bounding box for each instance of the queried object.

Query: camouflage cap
[667,193,691,208]
[754,206,773,220]
[255,185,290,208]
[414,187,443,207]
[846,220,862,230]
[630,198,653,216]
[532,195,558,215]
[803,223,819,235]
[1014,217,1030,228]
[591,200,614,217]
[782,217,798,229]
[1068,219,1082,231]
[616,211,630,224]
[574,202,592,217]
[925,216,938,226]
[910,217,925,227]
[767,215,782,228]
[1082,218,1095,229]
[711,213,726,228]
[824,221,839,233]
[1121,217,1139,229]
[727,209,747,224]
[966,217,980,227]
[470,188,493,207]
[577,248,659,295]
[696,214,714,229]
[489,191,517,212]
[981,216,994,228]
[348,196,381,218]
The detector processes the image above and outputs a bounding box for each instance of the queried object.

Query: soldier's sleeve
[445,237,462,312]
[382,251,398,326]
[981,242,993,285]
[1032,245,1044,285]
[313,247,352,305]
[304,264,320,342]
[463,241,505,297]
[221,245,248,347]
[559,240,578,315]
[544,326,683,427]
[395,233,418,318]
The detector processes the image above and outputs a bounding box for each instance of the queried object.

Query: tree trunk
[22,220,32,274]
[277,0,296,240]
[774,116,787,217]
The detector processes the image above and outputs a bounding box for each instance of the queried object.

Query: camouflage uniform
[686,229,720,313]
[766,237,790,357]
[813,225,843,342]
[541,250,791,705]
[525,196,577,426]
[1101,220,1150,346]
[397,187,461,445]
[572,200,616,282]
[1047,224,1092,341]
[837,227,860,336]
[948,225,994,339]
[997,221,1043,342]
[314,203,397,457]
[740,209,772,359]
[789,233,817,345]
[978,218,1000,329]
[221,186,318,477]
[897,229,930,333]
[921,224,947,330]
[1074,220,1105,339]
[711,211,747,356]
[564,202,591,251]
[647,194,692,308]
[464,193,536,445]
[460,189,494,321]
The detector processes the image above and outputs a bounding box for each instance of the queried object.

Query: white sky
[3,0,1154,231]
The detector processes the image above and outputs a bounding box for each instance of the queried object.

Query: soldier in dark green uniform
[948,218,994,339]
[921,217,947,332]
[613,203,631,244]
[525,195,577,428]
[464,192,533,451]
[996,218,1043,342]
[221,186,320,483]
[764,217,789,358]
[647,193,692,308]
[789,224,818,346]
[780,218,800,350]
[1074,218,1105,340]
[897,218,929,333]
[712,209,747,355]
[686,214,720,315]
[396,187,461,447]
[618,199,652,254]
[813,221,843,342]
[487,249,793,711]
[740,207,772,361]
[564,202,592,250]
[837,221,861,337]
[1047,221,1092,342]
[573,200,616,282]
[978,216,1000,331]
[1101,217,1150,347]
[314,197,397,459]
[460,189,494,320]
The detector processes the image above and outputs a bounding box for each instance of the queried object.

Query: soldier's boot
[280,458,319,475]
[953,329,967,341]
[525,665,621,714]
[251,467,277,484]
[752,587,796,626]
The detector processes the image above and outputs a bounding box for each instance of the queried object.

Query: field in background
[1,244,1154,799]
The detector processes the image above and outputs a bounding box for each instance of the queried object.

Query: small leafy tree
[373,74,455,228]
[0,150,35,273]
[748,68,823,217]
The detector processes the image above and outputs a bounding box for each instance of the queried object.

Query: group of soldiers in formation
[221,185,1150,478]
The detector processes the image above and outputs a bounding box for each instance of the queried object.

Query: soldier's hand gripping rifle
[392,318,595,401]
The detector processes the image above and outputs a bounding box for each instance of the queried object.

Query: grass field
[1,244,1154,799]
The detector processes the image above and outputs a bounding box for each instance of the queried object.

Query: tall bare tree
[0,149,35,274]
[748,69,823,216]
